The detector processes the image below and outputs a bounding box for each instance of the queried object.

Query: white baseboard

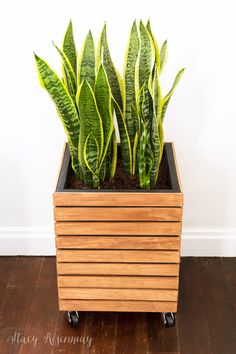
[0,228,235,256]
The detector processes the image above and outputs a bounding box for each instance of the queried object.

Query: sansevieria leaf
[98,24,123,110]
[77,80,104,184]
[34,53,80,173]
[146,20,161,74]
[53,43,77,98]
[123,20,140,147]
[161,68,185,121]
[94,64,113,169]
[139,21,153,89]
[160,40,168,74]
[150,68,161,186]
[113,98,132,174]
[84,133,100,187]
[78,31,96,88]
[63,20,77,75]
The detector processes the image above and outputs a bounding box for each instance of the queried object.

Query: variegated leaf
[110,129,117,178]
[161,68,185,121]
[146,20,161,74]
[150,67,161,186]
[77,80,104,185]
[84,133,100,187]
[63,20,77,75]
[113,98,132,174]
[98,24,123,110]
[53,43,77,98]
[94,64,113,169]
[78,31,96,88]
[160,40,168,73]
[139,21,153,89]
[124,20,140,147]
[34,54,80,174]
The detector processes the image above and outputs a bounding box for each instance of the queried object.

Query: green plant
[98,20,185,189]
[35,22,116,188]
[35,20,184,190]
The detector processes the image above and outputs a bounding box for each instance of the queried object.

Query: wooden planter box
[54,142,183,314]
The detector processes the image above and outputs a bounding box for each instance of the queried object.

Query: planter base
[54,142,183,314]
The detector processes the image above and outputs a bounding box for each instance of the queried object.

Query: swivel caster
[67,311,80,328]
[162,312,175,328]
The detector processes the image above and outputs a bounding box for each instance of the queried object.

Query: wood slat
[57,263,179,276]
[59,288,178,301]
[56,236,180,250]
[55,221,182,236]
[59,299,177,312]
[54,192,183,207]
[56,250,180,263]
[57,275,179,289]
[54,207,182,221]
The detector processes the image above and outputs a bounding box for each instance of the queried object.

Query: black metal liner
[56,143,180,193]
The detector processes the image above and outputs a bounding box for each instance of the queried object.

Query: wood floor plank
[177,258,213,354]
[84,312,117,354]
[0,257,17,286]
[147,313,179,353]
[115,313,135,354]
[0,257,42,354]
[194,258,236,354]
[8,256,43,287]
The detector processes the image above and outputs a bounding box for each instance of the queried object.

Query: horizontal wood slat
[59,299,177,313]
[55,221,182,236]
[54,192,183,207]
[57,263,179,276]
[57,250,180,263]
[58,275,179,289]
[59,288,178,301]
[56,236,180,250]
[54,207,182,221]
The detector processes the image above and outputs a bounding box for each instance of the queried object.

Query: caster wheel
[163,312,175,328]
[67,311,79,328]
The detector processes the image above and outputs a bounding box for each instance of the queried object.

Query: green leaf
[139,21,153,89]
[160,40,168,73]
[53,43,76,98]
[78,31,96,88]
[110,130,117,178]
[123,20,140,147]
[150,68,161,186]
[138,83,154,189]
[161,68,185,121]
[98,24,123,110]
[62,20,77,75]
[94,64,114,169]
[84,133,100,188]
[113,98,132,174]
[77,80,104,185]
[146,20,161,74]
[34,53,80,174]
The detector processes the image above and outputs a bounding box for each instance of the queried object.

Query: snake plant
[35,21,116,188]
[35,20,184,189]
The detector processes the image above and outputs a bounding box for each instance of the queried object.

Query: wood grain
[59,299,177,312]
[57,262,179,276]
[56,250,180,263]
[55,221,182,236]
[56,236,180,250]
[54,192,183,207]
[57,275,179,289]
[54,207,182,221]
[59,288,178,301]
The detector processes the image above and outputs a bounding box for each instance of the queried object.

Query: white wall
[0,0,236,255]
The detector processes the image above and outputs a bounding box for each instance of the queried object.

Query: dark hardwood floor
[0,257,235,354]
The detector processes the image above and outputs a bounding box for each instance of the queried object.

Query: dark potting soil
[67,152,171,190]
